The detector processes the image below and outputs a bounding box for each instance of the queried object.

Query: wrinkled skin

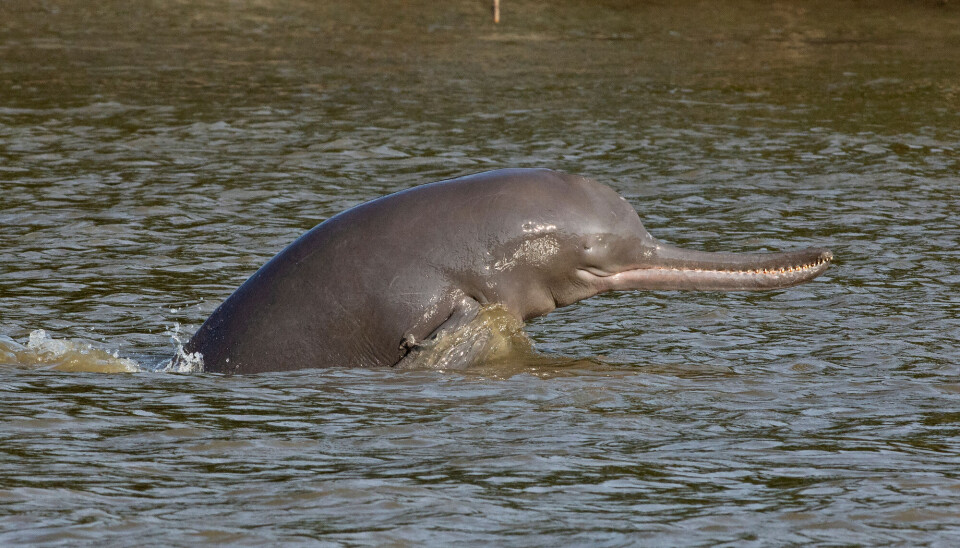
[185,169,832,374]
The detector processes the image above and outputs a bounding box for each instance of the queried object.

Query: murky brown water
[2,0,959,544]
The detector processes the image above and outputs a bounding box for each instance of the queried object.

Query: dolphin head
[489,172,833,319]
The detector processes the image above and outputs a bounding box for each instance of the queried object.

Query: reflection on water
[2,0,960,544]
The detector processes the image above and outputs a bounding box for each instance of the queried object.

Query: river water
[2,0,959,545]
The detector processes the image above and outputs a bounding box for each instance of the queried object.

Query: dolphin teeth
[658,258,830,277]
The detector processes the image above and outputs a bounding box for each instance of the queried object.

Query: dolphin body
[184,169,832,373]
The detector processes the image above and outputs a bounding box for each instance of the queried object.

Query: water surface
[1,1,959,544]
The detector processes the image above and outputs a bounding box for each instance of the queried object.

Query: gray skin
[186,168,833,374]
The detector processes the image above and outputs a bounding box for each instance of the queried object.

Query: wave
[0,329,140,373]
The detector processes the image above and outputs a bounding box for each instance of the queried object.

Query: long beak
[601,240,833,291]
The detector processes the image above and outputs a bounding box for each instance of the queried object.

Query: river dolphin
[184,168,832,373]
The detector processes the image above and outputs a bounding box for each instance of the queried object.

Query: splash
[0,330,140,373]
[156,322,204,373]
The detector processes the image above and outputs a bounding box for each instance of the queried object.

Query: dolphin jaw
[578,249,833,292]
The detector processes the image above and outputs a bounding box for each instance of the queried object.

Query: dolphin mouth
[583,245,833,291]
